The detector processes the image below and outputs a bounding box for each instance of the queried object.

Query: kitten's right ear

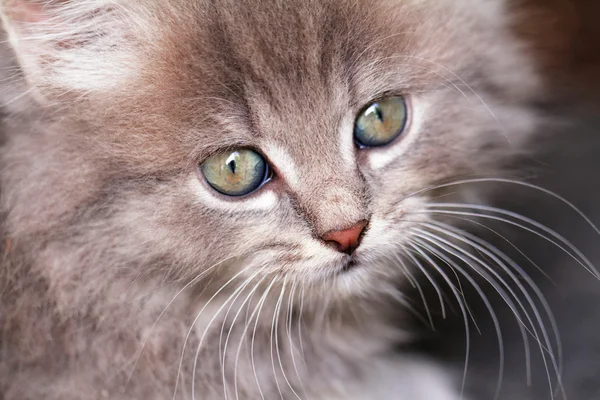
[1,0,145,101]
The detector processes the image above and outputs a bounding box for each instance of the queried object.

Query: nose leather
[321,220,367,254]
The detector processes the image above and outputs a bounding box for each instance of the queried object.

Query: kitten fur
[0,0,543,399]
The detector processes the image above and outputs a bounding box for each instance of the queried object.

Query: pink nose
[321,220,367,254]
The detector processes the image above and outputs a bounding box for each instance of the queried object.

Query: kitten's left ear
[1,0,147,101]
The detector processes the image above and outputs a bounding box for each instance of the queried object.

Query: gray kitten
[0,0,555,399]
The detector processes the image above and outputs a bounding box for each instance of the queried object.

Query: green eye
[201,149,270,196]
[354,96,408,147]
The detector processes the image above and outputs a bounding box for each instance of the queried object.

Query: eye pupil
[225,153,238,174]
[354,96,407,147]
[374,105,383,121]
[227,160,236,174]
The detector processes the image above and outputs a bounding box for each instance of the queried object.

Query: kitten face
[0,0,540,307]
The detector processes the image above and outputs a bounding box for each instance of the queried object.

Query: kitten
[0,0,546,399]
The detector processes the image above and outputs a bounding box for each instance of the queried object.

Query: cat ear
[1,0,144,100]
[1,0,55,24]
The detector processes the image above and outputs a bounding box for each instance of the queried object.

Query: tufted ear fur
[0,0,152,101]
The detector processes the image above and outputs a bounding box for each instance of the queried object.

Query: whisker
[401,240,479,332]
[349,31,416,70]
[424,204,599,279]
[402,249,448,321]
[125,254,231,390]
[410,236,507,400]
[221,275,269,400]
[393,252,420,289]
[275,278,302,400]
[192,267,267,400]
[429,221,562,349]
[386,286,431,328]
[364,55,506,142]
[219,282,249,381]
[393,252,438,329]
[364,59,474,107]
[246,277,279,400]
[404,56,505,141]
[416,227,537,347]
[298,286,307,366]
[424,221,565,397]
[405,241,472,399]
[446,262,478,333]
[286,281,309,399]
[404,177,600,239]
[0,86,36,107]
[414,226,561,399]
[438,215,554,283]
[270,278,287,400]
[172,265,254,400]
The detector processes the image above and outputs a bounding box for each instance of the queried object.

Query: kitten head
[0,0,541,310]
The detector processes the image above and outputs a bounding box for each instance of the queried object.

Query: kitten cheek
[187,175,278,212]
[366,95,427,171]
[360,199,430,246]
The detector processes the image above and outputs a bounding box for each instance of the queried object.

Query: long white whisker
[418,228,541,344]
[392,252,420,289]
[394,252,437,329]
[286,281,309,399]
[402,239,477,331]
[387,287,431,328]
[349,31,416,69]
[270,279,287,400]
[424,221,565,397]
[218,271,262,384]
[221,275,269,399]
[192,267,267,400]
[364,54,506,141]
[298,286,307,366]
[173,265,253,400]
[405,56,505,141]
[0,86,37,107]
[429,220,561,350]
[274,278,302,400]
[425,204,600,279]
[411,236,507,400]
[416,228,536,343]
[415,226,561,399]
[439,215,554,283]
[406,241,472,399]
[409,178,600,238]
[247,277,278,400]
[401,249,447,321]
[125,255,232,389]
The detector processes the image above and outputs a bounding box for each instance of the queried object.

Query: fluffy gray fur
[0,0,547,399]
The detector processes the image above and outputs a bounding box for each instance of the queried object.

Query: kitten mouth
[341,257,359,272]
